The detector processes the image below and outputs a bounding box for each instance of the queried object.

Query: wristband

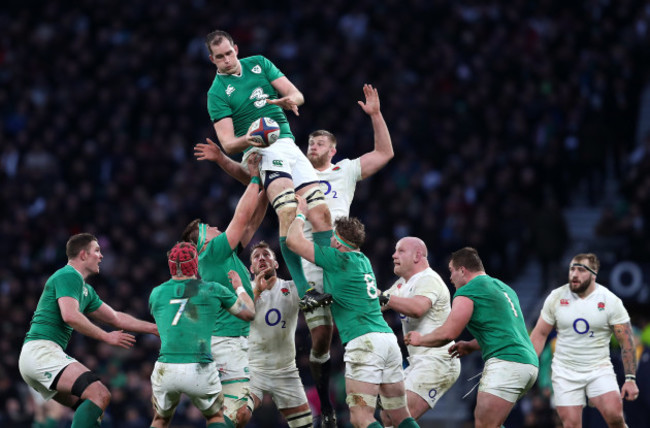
[625,374,636,382]
[295,213,306,222]
[250,176,261,186]
[236,287,246,296]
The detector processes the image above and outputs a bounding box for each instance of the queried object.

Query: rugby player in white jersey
[530,253,639,428]
[246,241,312,428]
[379,237,460,426]
[195,83,394,426]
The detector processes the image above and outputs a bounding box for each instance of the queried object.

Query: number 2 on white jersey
[170,298,189,325]
[503,292,518,317]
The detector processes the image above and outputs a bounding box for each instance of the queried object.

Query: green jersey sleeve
[82,284,103,314]
[52,271,84,300]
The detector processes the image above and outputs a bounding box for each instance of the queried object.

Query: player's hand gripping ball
[248,117,280,147]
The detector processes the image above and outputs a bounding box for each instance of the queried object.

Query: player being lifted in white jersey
[530,253,639,428]
[379,237,460,425]
[195,83,394,427]
[247,241,312,428]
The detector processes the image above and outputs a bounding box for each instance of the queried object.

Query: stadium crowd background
[2,0,650,426]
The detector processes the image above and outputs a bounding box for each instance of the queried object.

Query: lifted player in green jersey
[405,247,538,428]
[19,233,158,428]
[148,242,255,428]
[287,196,420,428]
[204,30,333,312]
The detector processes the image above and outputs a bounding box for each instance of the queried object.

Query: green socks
[279,236,309,295]
[207,422,229,428]
[398,417,420,427]
[71,400,103,428]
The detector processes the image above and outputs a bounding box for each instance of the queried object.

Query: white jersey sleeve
[546,283,630,372]
[248,278,300,372]
[393,268,454,357]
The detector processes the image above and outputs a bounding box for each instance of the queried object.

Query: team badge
[560,299,569,306]
[83,286,89,297]
[281,287,290,296]
[226,85,235,96]
[332,166,341,171]
[251,65,262,74]
[597,302,605,311]
[272,160,283,166]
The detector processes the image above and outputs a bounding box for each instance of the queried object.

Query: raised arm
[225,154,263,249]
[405,296,473,348]
[529,316,554,357]
[195,138,251,184]
[357,84,394,179]
[612,322,640,401]
[88,303,158,336]
[225,270,255,321]
[58,297,136,349]
[286,195,315,263]
[241,189,268,248]
[268,76,304,116]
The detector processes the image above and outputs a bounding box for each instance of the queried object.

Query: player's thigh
[254,369,309,410]
[308,323,333,354]
[404,355,460,410]
[475,391,516,427]
[478,358,537,403]
[19,340,79,401]
[555,405,584,427]
[344,333,404,385]
[211,336,250,381]
[551,364,590,407]
[590,390,624,423]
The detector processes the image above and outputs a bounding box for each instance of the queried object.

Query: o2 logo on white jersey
[573,318,594,337]
[250,87,268,108]
[320,180,338,199]
[265,308,286,328]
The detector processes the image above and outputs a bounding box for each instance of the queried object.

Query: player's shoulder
[50,265,83,284]
[593,283,623,301]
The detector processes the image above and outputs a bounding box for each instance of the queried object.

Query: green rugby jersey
[149,278,237,363]
[454,274,538,366]
[25,265,103,349]
[198,233,253,337]
[314,245,392,344]
[207,55,293,143]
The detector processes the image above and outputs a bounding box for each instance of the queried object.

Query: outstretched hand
[195,138,225,162]
[357,84,380,116]
[267,97,299,116]
[255,267,275,292]
[105,330,136,349]
[227,270,242,290]
[448,340,475,358]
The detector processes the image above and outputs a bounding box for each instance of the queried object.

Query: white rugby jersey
[386,268,454,357]
[248,278,300,372]
[541,283,629,372]
[303,158,362,239]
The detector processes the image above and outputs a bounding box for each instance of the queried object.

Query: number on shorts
[170,298,189,326]
[503,292,518,317]
[365,274,378,299]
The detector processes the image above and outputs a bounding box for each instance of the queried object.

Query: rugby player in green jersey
[287,195,420,428]
[148,242,255,428]
[405,247,538,428]
[19,233,158,428]
[204,30,333,312]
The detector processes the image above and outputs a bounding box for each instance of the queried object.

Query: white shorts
[479,358,538,403]
[151,361,223,418]
[243,138,319,189]
[19,340,77,400]
[551,363,619,407]
[211,336,250,381]
[404,354,460,408]
[249,367,308,410]
[344,332,404,384]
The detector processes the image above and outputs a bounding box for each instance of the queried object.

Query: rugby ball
[248,117,280,147]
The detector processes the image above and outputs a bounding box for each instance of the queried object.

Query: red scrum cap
[168,242,198,277]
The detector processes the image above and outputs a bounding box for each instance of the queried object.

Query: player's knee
[235,405,252,427]
[73,372,109,409]
[272,189,297,216]
[286,409,312,428]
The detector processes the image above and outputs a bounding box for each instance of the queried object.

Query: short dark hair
[66,233,97,259]
[205,30,234,54]
[250,241,276,262]
[572,253,600,273]
[181,218,201,245]
[308,130,337,147]
[334,217,366,249]
[450,247,485,272]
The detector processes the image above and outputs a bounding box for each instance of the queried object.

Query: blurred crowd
[2,0,650,426]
